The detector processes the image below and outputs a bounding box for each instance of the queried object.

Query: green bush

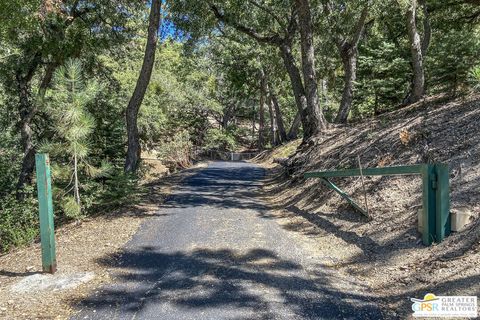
[96,170,144,208]
[204,128,237,151]
[0,133,21,197]
[60,195,83,219]
[469,66,480,92]
[158,130,193,171]
[0,189,38,252]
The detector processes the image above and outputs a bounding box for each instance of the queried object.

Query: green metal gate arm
[304,164,424,178]
[303,163,451,246]
[320,178,369,218]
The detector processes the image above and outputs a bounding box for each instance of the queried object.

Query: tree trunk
[251,105,256,146]
[270,90,288,142]
[321,78,329,111]
[279,44,309,135]
[333,5,368,123]
[336,50,357,123]
[420,0,431,55]
[222,104,235,129]
[258,102,265,149]
[295,0,326,137]
[38,62,58,98]
[267,94,279,146]
[288,111,301,140]
[124,0,162,173]
[73,147,81,207]
[258,69,267,149]
[210,3,320,142]
[406,0,425,103]
[15,77,36,192]
[15,54,42,199]
[420,0,431,93]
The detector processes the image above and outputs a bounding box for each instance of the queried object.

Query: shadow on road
[162,164,268,212]
[73,247,380,319]
[70,162,382,319]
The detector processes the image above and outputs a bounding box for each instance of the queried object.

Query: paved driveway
[73,161,382,320]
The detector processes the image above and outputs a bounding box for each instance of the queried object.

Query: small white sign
[411,293,478,318]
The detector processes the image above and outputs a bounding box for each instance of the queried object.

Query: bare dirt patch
[0,162,207,319]
[0,212,141,319]
[258,94,480,319]
[253,139,301,168]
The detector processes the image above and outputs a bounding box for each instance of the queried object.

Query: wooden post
[35,154,57,274]
[357,155,370,218]
[434,163,451,242]
[421,164,436,245]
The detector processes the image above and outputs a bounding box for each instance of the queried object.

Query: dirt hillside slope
[258,94,480,319]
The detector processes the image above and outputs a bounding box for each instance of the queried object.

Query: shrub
[469,66,480,92]
[0,133,21,197]
[0,189,38,252]
[204,128,237,151]
[157,130,193,172]
[97,170,144,208]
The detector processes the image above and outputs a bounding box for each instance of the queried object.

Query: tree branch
[322,1,346,50]
[284,5,298,44]
[419,0,431,54]
[210,4,283,45]
[350,4,369,47]
[461,0,480,4]
[247,0,286,31]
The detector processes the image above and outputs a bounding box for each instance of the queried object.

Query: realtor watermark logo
[411,293,478,317]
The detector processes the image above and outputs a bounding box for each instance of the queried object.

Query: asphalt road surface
[73,161,382,320]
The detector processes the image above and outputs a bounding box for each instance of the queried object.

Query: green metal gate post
[434,163,451,242]
[304,162,451,246]
[421,165,437,245]
[35,153,57,274]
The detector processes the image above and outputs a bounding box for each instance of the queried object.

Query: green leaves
[46,58,101,215]
[204,128,238,152]
[469,66,480,92]
[157,130,193,171]
[61,195,83,219]
[0,188,39,252]
[85,160,114,179]
[50,59,98,147]
[427,26,480,94]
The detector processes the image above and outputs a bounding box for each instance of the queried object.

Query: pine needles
[42,59,104,218]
